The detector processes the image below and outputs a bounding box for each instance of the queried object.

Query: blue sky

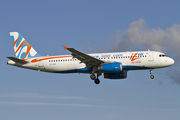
[1,0,180,120]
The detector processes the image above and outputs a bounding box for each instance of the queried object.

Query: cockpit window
[159,54,167,57]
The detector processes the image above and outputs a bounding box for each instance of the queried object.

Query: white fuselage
[7,51,174,73]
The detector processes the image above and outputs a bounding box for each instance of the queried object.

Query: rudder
[10,32,42,59]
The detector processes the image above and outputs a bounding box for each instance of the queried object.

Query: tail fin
[10,32,42,59]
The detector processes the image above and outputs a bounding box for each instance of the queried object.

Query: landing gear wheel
[94,79,100,85]
[150,75,154,79]
[90,74,96,80]
[149,69,154,79]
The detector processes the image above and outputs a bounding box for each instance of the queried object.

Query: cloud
[0,101,102,108]
[0,93,90,100]
[0,101,177,111]
[0,93,108,108]
[110,18,180,53]
[108,18,180,84]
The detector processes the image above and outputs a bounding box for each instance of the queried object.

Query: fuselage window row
[49,59,78,62]
[48,55,147,62]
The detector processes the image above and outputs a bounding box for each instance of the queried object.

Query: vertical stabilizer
[10,32,42,59]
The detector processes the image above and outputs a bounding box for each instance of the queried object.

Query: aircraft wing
[7,56,28,64]
[63,46,104,66]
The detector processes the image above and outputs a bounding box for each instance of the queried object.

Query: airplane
[7,32,175,84]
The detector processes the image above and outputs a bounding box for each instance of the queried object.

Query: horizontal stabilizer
[7,56,28,64]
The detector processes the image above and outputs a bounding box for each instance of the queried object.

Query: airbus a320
[7,32,175,84]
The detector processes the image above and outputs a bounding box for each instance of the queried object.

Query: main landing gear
[149,69,154,79]
[90,73,100,85]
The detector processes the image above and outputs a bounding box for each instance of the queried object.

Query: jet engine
[104,71,127,79]
[98,62,122,72]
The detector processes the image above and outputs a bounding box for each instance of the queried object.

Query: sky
[1,0,180,120]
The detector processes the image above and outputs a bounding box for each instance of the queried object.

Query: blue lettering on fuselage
[101,54,111,58]
[93,53,143,58]
[92,55,100,58]
[138,53,144,56]
[93,54,124,58]
[113,54,123,57]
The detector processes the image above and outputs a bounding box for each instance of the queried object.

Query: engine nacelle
[104,71,127,79]
[98,62,122,72]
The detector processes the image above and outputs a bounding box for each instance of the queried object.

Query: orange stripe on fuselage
[13,37,21,47]
[30,55,73,63]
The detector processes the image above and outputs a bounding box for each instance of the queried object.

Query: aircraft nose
[168,58,175,66]
[170,58,175,65]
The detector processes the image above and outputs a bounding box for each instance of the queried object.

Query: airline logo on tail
[10,32,41,59]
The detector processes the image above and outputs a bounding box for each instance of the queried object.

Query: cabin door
[148,52,154,61]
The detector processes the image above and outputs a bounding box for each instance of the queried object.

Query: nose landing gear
[149,69,154,79]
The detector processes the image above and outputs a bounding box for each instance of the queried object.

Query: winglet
[63,45,68,50]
